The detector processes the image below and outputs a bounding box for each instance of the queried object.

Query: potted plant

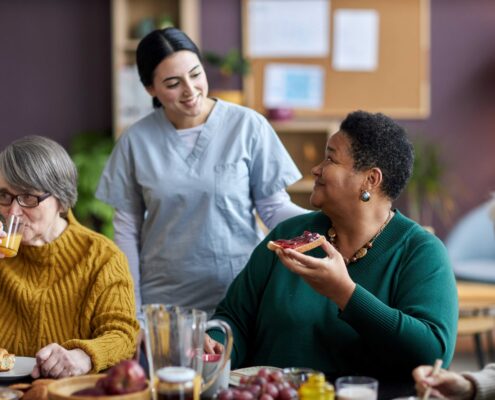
[405,136,455,230]
[203,49,250,104]
[69,131,115,238]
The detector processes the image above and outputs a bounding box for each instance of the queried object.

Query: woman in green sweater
[209,111,458,384]
[0,136,139,378]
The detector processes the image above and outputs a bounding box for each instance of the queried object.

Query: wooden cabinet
[111,0,200,137]
[270,119,340,209]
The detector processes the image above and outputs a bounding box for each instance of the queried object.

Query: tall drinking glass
[0,215,24,258]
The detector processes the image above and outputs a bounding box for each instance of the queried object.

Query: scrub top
[96,99,302,313]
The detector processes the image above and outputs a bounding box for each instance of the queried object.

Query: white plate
[229,366,282,386]
[0,357,36,381]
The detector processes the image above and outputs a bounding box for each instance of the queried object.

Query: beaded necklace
[327,209,393,265]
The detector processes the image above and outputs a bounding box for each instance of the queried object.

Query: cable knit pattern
[0,211,139,373]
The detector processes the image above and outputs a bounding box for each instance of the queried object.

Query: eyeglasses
[0,191,52,208]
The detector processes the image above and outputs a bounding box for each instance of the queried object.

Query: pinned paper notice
[332,9,379,71]
[248,0,329,57]
[263,63,324,109]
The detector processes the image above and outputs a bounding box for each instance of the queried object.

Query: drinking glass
[336,376,378,400]
[0,215,24,258]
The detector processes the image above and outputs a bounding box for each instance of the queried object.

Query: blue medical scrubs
[96,99,302,313]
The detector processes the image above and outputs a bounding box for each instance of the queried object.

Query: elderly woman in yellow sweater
[0,135,139,378]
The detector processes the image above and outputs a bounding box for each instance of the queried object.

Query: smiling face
[146,50,211,129]
[0,173,67,246]
[310,131,366,214]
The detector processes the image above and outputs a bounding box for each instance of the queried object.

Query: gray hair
[0,136,78,211]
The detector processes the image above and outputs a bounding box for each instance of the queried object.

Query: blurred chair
[457,281,495,367]
[446,200,495,282]
[450,201,495,367]
[457,315,495,368]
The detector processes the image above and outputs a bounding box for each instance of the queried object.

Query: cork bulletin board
[242,0,430,119]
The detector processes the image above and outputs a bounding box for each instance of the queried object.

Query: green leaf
[203,49,250,77]
[405,136,455,226]
[69,131,115,239]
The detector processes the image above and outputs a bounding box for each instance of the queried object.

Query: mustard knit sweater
[0,211,140,373]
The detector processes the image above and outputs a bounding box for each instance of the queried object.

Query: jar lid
[308,373,326,384]
[157,366,196,383]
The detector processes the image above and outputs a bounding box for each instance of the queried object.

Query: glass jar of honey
[156,366,200,400]
[298,372,335,400]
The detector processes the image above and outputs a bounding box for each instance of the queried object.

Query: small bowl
[47,374,150,400]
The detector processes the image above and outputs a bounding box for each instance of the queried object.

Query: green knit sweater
[0,211,140,373]
[212,210,458,380]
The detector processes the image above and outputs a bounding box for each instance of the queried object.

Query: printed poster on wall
[247,0,330,58]
[332,9,380,71]
[263,63,325,109]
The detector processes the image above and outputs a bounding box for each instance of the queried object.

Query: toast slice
[267,231,325,253]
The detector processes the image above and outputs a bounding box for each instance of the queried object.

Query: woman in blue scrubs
[96,28,306,318]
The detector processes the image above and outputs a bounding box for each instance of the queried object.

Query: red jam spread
[272,231,320,249]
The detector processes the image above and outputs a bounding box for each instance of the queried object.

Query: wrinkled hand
[204,334,224,355]
[276,239,356,309]
[413,365,475,400]
[31,343,92,379]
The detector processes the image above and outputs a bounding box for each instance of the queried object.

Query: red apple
[99,359,147,395]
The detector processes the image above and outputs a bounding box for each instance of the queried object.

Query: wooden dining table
[457,280,495,367]
[458,281,495,313]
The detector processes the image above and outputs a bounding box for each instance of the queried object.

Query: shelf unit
[111,0,201,138]
[270,119,341,209]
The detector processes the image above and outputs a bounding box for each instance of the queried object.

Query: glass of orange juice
[0,215,24,257]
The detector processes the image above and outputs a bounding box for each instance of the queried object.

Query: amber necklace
[327,209,393,265]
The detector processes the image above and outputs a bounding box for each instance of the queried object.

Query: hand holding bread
[275,240,356,310]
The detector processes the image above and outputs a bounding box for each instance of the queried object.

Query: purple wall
[401,0,495,237]
[200,0,243,90]
[0,1,111,150]
[0,0,494,238]
[201,0,495,238]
